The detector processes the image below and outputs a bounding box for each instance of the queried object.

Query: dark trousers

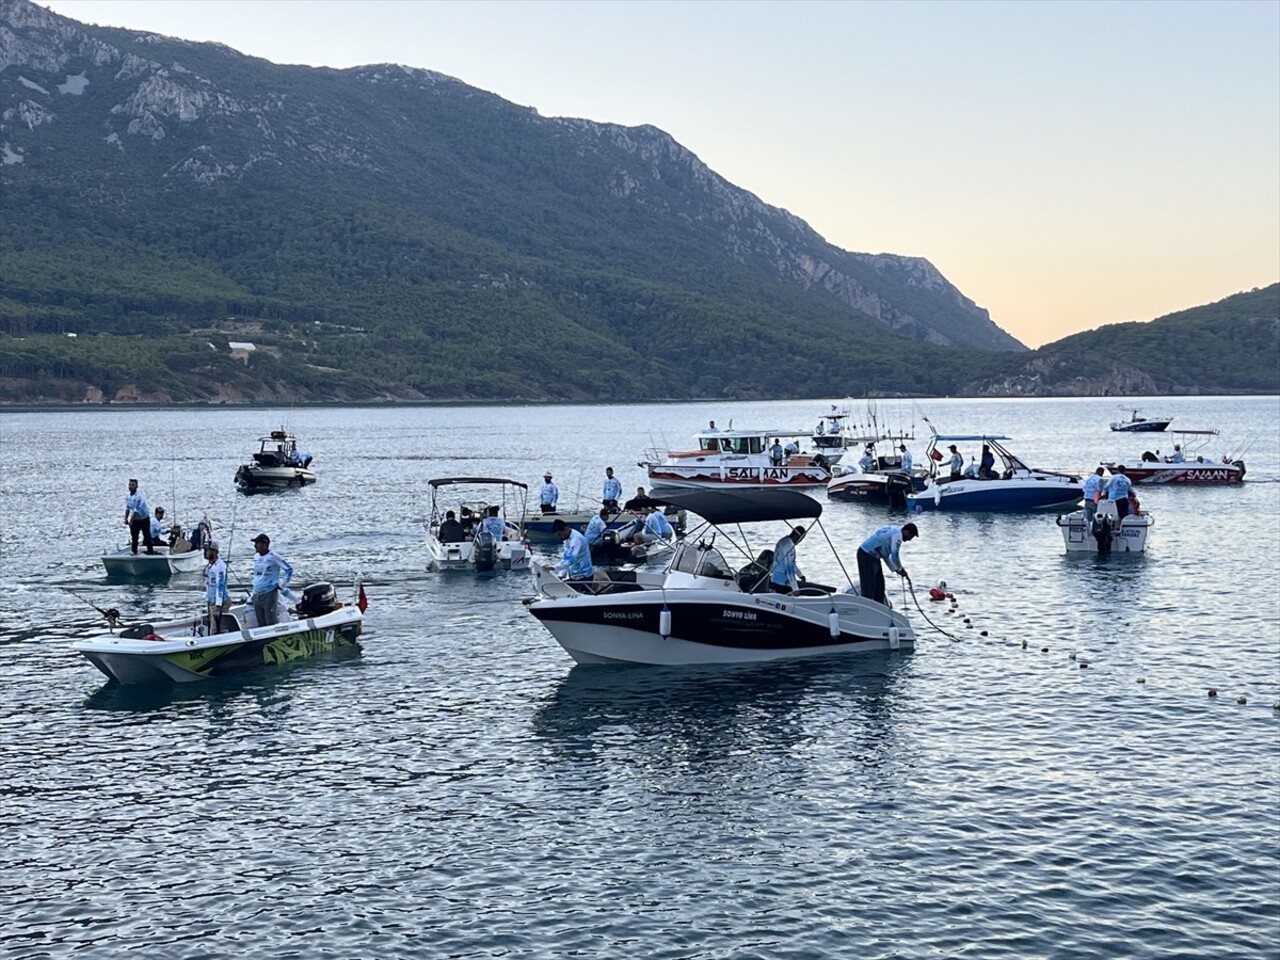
[603,499,619,513]
[129,516,156,554]
[1115,497,1131,521]
[857,548,886,605]
[540,504,556,514]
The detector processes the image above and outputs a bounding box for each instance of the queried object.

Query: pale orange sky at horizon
[42,0,1280,349]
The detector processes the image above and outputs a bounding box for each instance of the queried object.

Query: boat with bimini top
[425,477,532,572]
[641,427,832,491]
[73,582,364,685]
[525,488,914,666]
[906,434,1083,512]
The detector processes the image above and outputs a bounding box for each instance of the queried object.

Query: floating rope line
[905,578,1279,714]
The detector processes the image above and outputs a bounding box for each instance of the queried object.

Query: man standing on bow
[602,467,622,513]
[204,541,230,633]
[250,533,293,627]
[123,478,156,555]
[538,472,559,514]
[857,523,918,606]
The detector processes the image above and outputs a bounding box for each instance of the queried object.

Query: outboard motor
[1234,460,1246,478]
[473,528,498,572]
[886,473,912,509]
[1091,514,1113,554]
[298,582,339,616]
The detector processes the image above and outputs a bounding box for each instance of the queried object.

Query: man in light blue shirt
[204,541,230,632]
[769,439,784,466]
[552,520,593,580]
[480,506,507,541]
[770,526,806,593]
[948,445,964,481]
[641,507,675,543]
[539,472,559,514]
[123,478,156,555]
[1082,467,1105,524]
[584,509,608,548]
[602,467,623,511]
[1168,445,1185,463]
[149,506,169,547]
[1105,466,1133,521]
[784,439,800,457]
[859,446,875,474]
[899,444,913,473]
[857,523,918,605]
[250,533,293,627]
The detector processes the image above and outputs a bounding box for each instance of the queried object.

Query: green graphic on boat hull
[160,624,362,680]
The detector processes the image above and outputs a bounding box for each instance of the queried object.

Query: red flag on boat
[357,583,368,613]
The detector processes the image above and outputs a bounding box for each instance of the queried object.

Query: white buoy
[828,609,841,638]
[659,605,671,638]
[888,626,900,650]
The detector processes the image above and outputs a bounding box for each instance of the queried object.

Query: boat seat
[218,613,241,634]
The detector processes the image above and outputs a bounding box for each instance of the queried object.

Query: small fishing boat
[1057,499,1155,553]
[234,429,316,492]
[826,441,928,507]
[426,477,531,572]
[100,518,213,580]
[73,582,363,685]
[1102,430,1246,485]
[642,427,832,491]
[526,488,914,666]
[906,434,1083,512]
[1109,407,1173,433]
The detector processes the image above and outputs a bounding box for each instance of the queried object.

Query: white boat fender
[888,626,900,650]
[828,607,841,638]
[659,604,672,639]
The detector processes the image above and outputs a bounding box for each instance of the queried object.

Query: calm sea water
[1,396,1278,959]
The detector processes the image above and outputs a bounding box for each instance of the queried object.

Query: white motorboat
[73,582,363,685]
[526,488,915,666]
[907,433,1083,512]
[1102,430,1246,485]
[234,428,316,492]
[1109,407,1173,433]
[100,518,213,579]
[642,427,832,491]
[1057,499,1154,553]
[426,477,531,572]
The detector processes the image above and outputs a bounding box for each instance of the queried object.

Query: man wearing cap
[601,467,622,513]
[770,526,807,593]
[948,445,964,481]
[204,541,230,633]
[123,478,156,555]
[538,472,559,514]
[857,522,917,605]
[250,533,293,627]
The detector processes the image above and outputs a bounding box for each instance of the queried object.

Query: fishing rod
[61,586,123,631]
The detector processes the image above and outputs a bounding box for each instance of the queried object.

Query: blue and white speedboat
[906,434,1083,512]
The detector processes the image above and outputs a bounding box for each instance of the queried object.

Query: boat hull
[647,469,828,490]
[1057,510,1154,553]
[235,464,317,491]
[101,548,205,579]
[1103,460,1244,485]
[74,605,363,685]
[827,472,924,506]
[908,477,1084,512]
[426,536,530,572]
[1110,420,1172,433]
[529,591,913,666]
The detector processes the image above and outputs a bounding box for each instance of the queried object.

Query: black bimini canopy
[428,477,528,490]
[646,488,822,525]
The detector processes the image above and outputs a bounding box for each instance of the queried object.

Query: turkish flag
[357,583,369,613]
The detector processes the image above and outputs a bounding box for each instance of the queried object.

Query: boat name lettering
[601,611,644,620]
[721,610,758,621]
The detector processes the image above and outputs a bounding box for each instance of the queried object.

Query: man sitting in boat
[149,507,169,548]
[439,510,466,543]
[459,507,477,538]
[978,445,997,480]
[584,508,608,548]
[638,506,675,544]
[1168,444,1185,463]
[480,506,507,541]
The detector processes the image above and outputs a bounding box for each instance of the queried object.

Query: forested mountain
[0,0,1028,403]
[1,0,1275,404]
[963,285,1280,397]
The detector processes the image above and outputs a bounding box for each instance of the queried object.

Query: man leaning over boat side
[1082,467,1105,525]
[204,541,230,633]
[770,526,806,594]
[856,523,917,606]
[1104,466,1133,521]
[123,478,156,555]
[250,533,293,627]
[552,519,593,582]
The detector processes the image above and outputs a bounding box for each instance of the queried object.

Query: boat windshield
[695,548,734,580]
[671,543,698,574]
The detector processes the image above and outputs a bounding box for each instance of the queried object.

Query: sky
[41,0,1280,348]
